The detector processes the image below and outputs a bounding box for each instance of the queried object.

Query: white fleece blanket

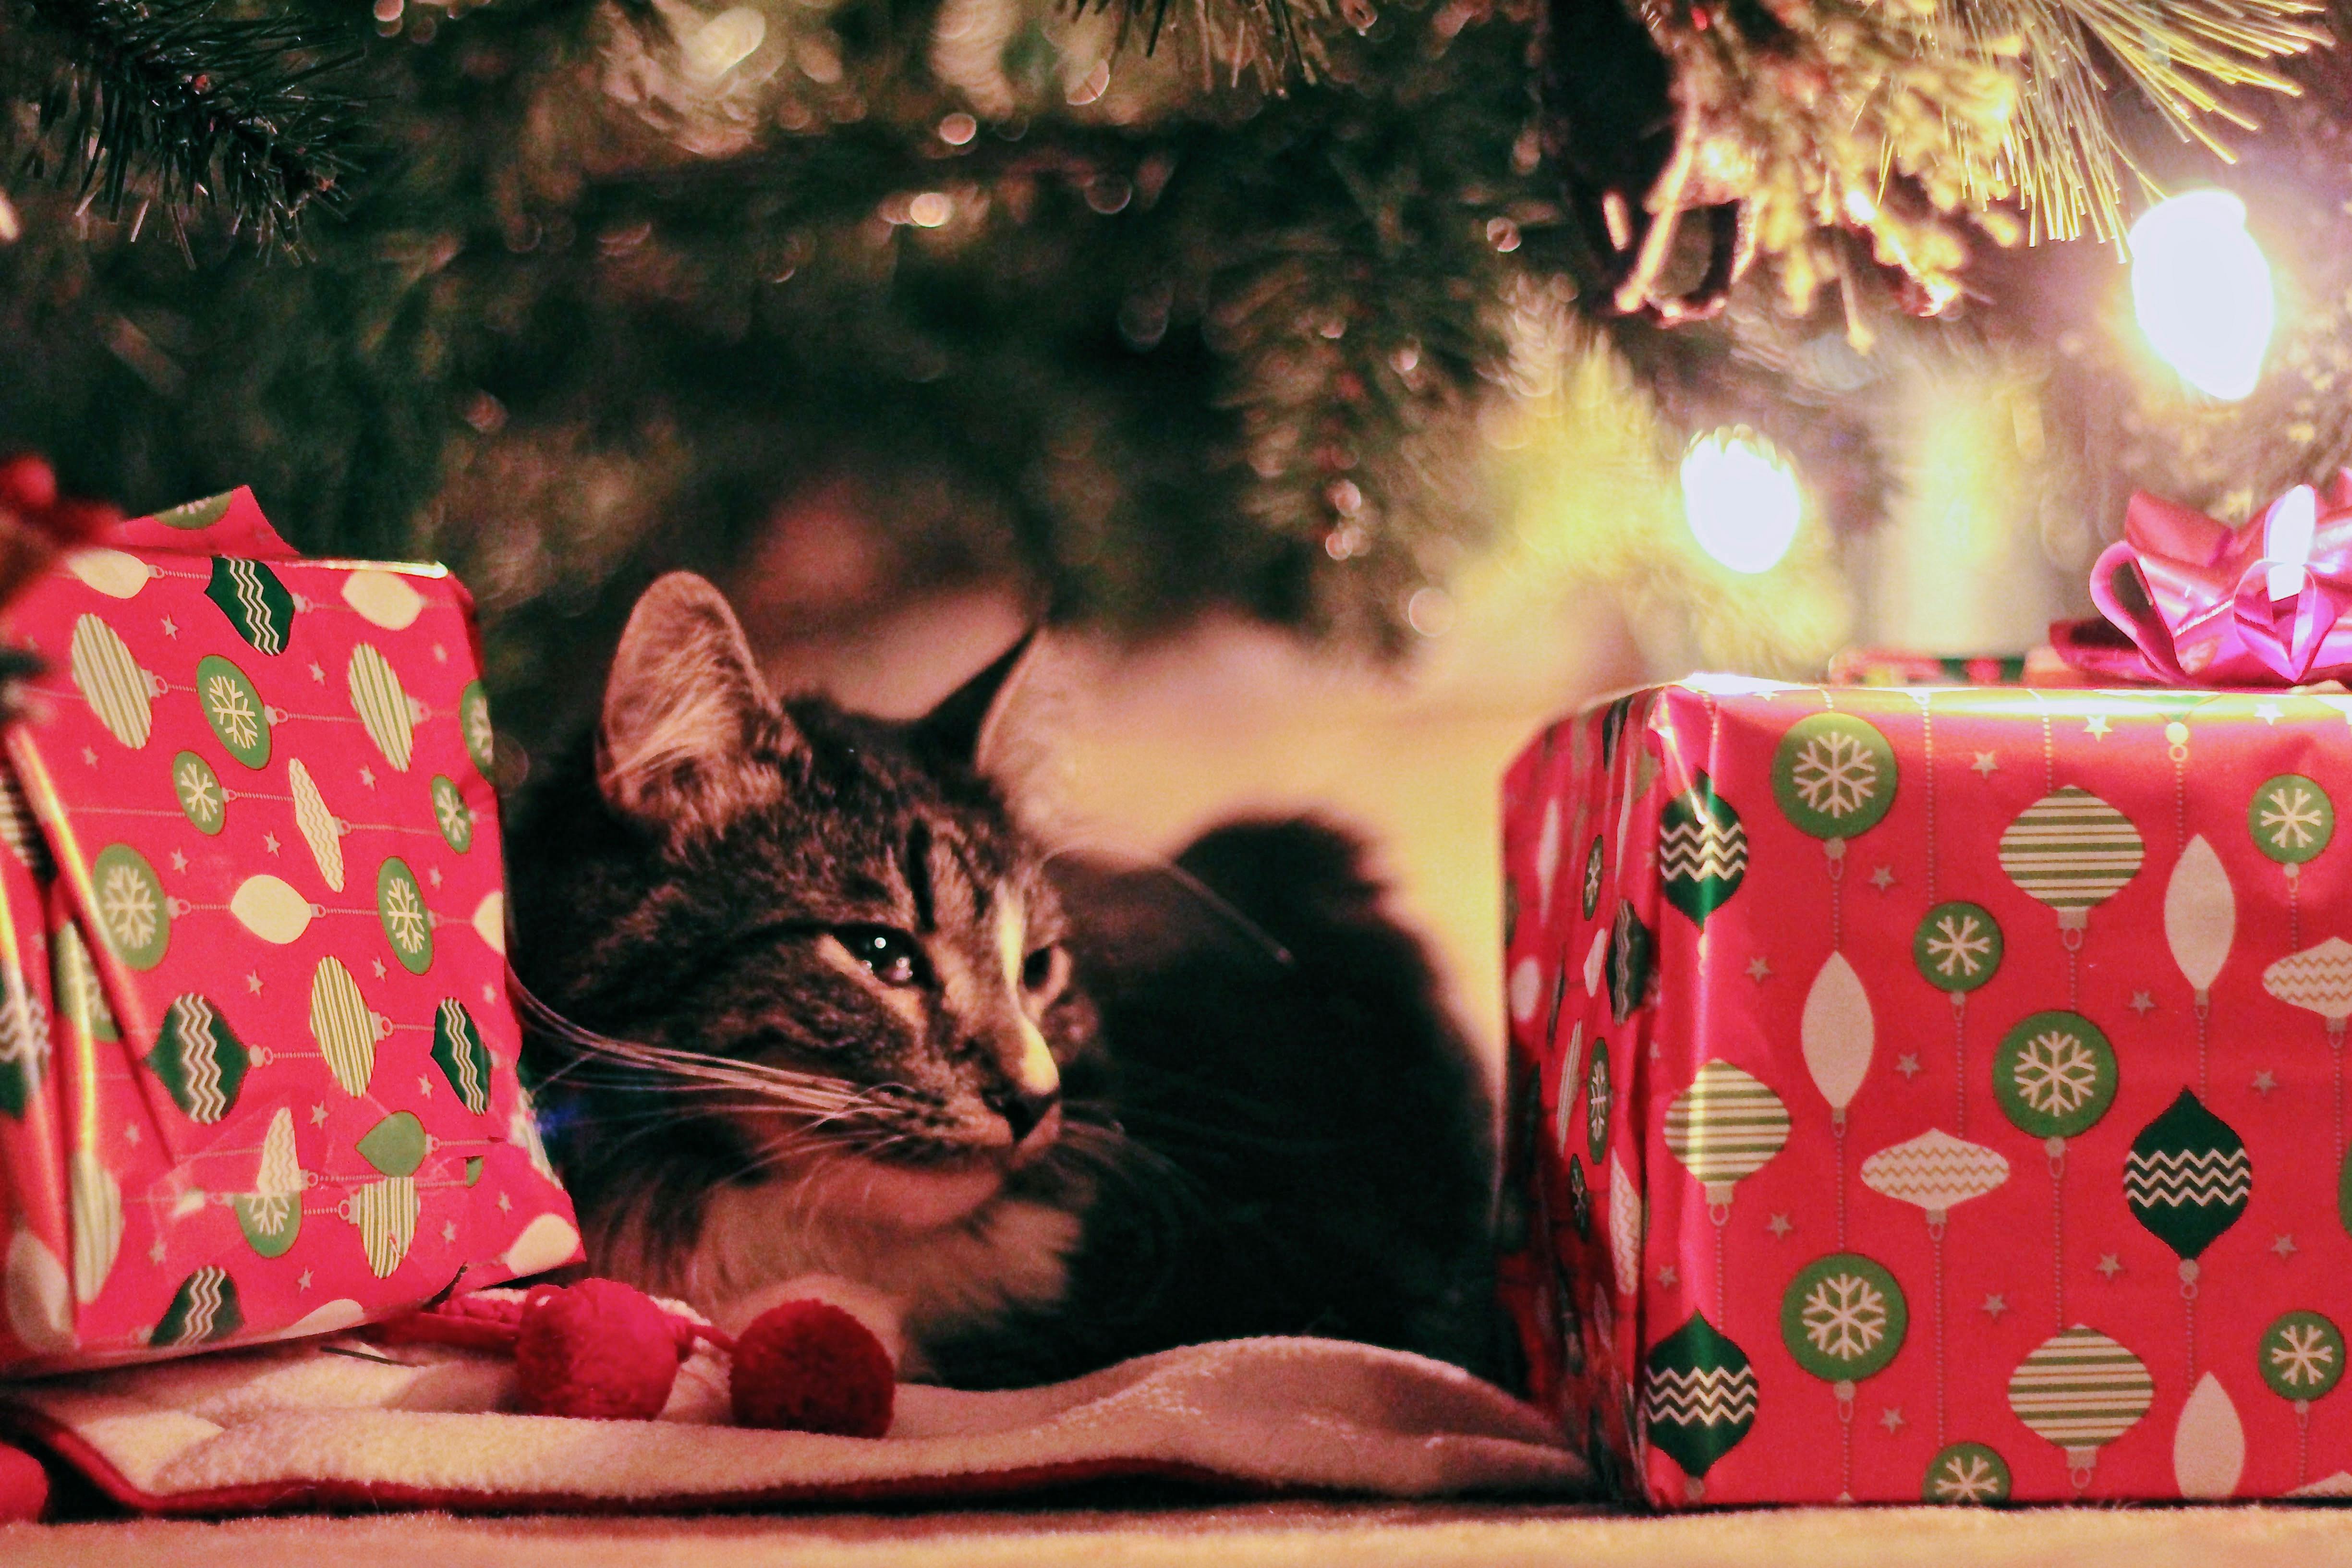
[0,1335,1585,1514]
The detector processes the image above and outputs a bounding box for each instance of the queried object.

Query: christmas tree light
[2130,191,2277,401]
[1679,432,1802,574]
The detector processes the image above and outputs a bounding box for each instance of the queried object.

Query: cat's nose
[988,1083,1061,1147]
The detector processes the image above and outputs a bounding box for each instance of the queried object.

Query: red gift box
[0,488,578,1371]
[1501,675,2352,1505]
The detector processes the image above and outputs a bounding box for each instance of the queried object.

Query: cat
[506,571,1502,1387]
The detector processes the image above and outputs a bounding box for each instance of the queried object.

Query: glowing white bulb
[2130,191,2275,402]
[2264,484,2317,601]
[1681,431,1802,574]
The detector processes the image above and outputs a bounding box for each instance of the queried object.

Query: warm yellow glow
[1680,431,1802,574]
[2129,191,2275,402]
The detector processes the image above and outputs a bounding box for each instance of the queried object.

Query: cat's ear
[599,572,793,840]
[915,629,1042,773]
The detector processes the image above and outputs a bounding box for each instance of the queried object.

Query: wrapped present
[0,487,578,1371]
[1501,675,2352,1506]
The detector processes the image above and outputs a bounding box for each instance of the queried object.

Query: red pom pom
[730,1300,895,1437]
[0,1444,47,1522]
[515,1279,681,1420]
[0,456,57,517]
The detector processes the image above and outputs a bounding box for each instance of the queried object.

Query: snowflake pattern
[433,780,472,847]
[2270,1323,2340,1390]
[205,673,261,752]
[382,876,429,957]
[99,861,158,951]
[463,696,494,767]
[1800,1269,1891,1363]
[2259,781,2328,853]
[2011,1027,2104,1118]
[1791,731,1882,821]
[174,757,222,829]
[1926,910,1993,980]
[1929,1451,2005,1503]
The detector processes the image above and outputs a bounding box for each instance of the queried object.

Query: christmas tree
[0,0,2337,746]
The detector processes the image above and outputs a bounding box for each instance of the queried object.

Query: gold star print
[160,616,178,640]
[263,832,281,855]
[310,1103,330,1127]
[1656,1264,1678,1287]
[2275,1234,2300,1258]
[2129,992,2157,1017]
[432,644,448,663]
[1868,865,1896,891]
[2254,1070,2279,1095]
[79,747,96,766]
[1766,1213,1792,1239]
[1746,957,1771,981]
[2256,703,2284,725]
[1970,752,1998,776]
[170,850,188,873]
[2083,715,2110,739]
[496,1192,512,1213]
[308,662,326,683]
[245,972,263,994]
[1895,1054,1922,1079]
[2096,1253,2123,1279]
[148,1240,166,1264]
[1879,1408,1906,1434]
[419,1074,434,1100]
[123,1122,140,1147]
[482,984,497,1005]
[359,766,376,789]
[1982,1294,2008,1319]
[298,1270,313,1291]
[372,959,387,980]
[442,1221,459,1243]
[428,866,443,888]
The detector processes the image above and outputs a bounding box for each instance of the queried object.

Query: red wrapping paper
[0,488,578,1372]
[1501,675,2352,1506]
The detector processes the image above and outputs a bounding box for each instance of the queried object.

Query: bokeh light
[1680,430,1803,574]
[2129,190,2276,402]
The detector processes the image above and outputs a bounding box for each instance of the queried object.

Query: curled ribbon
[2052,473,2352,686]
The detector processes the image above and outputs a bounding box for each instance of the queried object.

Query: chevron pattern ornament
[1859,1129,2012,1222]
[1659,773,1747,928]
[1645,1313,1758,1486]
[2125,1090,2252,1262]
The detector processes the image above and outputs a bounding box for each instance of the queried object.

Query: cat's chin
[824,1154,1010,1231]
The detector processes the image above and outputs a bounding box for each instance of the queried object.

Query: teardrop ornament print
[2173,1372,2247,1499]
[204,558,296,655]
[152,1265,243,1348]
[1801,952,1873,1114]
[5,1228,73,1354]
[231,875,314,945]
[195,655,271,768]
[287,759,346,891]
[357,1110,428,1178]
[69,615,151,749]
[347,645,414,772]
[2164,835,2235,997]
[431,1000,493,1115]
[65,549,151,600]
[340,570,425,631]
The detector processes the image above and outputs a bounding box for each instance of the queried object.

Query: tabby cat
[507,572,1500,1386]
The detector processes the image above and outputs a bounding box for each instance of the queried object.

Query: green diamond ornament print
[1993,1010,2117,1141]
[1915,902,2002,993]
[173,751,225,836]
[1772,713,1896,839]
[2125,1089,2250,1261]
[1923,1443,2011,1504]
[358,1110,429,1177]
[377,857,433,974]
[1582,836,1603,918]
[1608,902,1653,1023]
[432,776,474,854]
[2261,1311,2345,1402]
[153,1265,243,1348]
[69,614,152,750]
[460,681,494,780]
[91,843,169,970]
[432,999,493,1114]
[1659,773,1746,928]
[204,558,297,656]
[152,492,233,531]
[2251,774,2334,865]
[308,957,377,1096]
[1782,1253,1907,1383]
[1586,1039,1611,1164]
[196,655,271,769]
[1644,1313,1758,1485]
[145,994,250,1124]
[52,921,117,1043]
[1998,787,2144,929]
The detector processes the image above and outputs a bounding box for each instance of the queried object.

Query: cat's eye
[837,926,925,987]
[1022,943,1067,998]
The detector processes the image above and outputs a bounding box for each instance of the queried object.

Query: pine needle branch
[1070,0,1347,87]
[2,0,369,251]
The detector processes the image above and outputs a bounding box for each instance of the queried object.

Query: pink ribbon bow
[2051,473,2352,687]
